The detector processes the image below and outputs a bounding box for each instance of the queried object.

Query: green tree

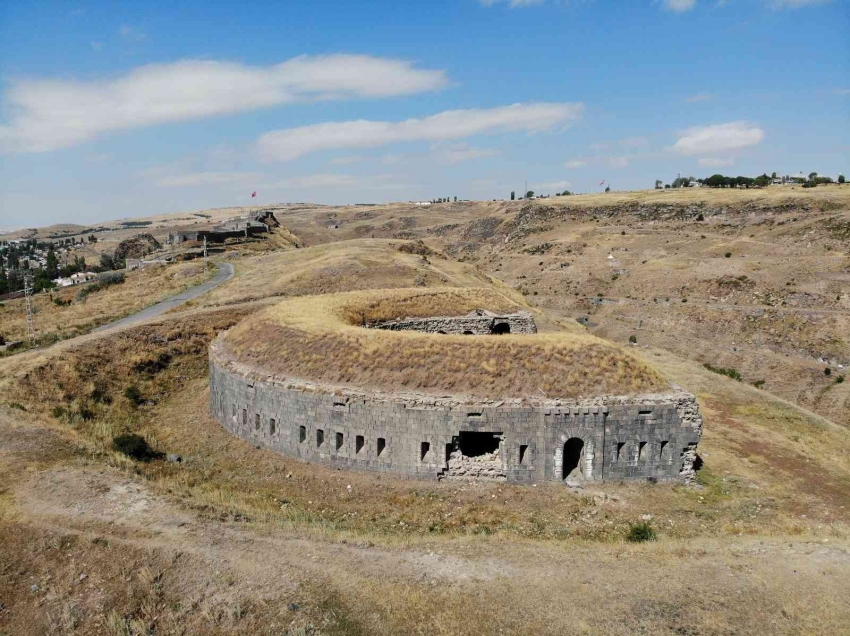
[510,191,515,200]
[45,245,59,280]
[771,172,777,179]
[808,172,818,181]
[654,179,663,189]
[526,190,534,199]
[839,174,846,184]
[0,263,8,295]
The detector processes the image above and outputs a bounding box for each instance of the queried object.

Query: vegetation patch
[704,363,743,382]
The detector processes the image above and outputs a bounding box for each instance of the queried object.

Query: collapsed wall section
[209,340,702,484]
[369,310,537,335]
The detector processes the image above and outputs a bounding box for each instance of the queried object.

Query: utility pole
[203,236,208,271]
[24,274,36,347]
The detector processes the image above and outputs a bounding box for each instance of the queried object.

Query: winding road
[92,261,234,334]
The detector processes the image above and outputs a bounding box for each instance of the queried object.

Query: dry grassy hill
[1,186,849,635]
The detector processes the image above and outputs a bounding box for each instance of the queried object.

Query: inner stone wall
[369,310,537,335]
[209,340,702,484]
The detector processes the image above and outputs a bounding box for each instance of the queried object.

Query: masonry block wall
[370,311,538,336]
[209,341,702,484]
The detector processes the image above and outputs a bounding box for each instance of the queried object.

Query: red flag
[599,180,605,186]
[251,191,257,198]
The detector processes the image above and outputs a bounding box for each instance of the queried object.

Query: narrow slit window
[269,418,276,435]
[299,425,306,443]
[356,435,364,454]
[377,437,386,456]
[232,403,236,417]
[420,441,430,461]
[519,444,529,465]
[255,414,261,431]
[316,429,324,448]
[242,409,247,426]
[616,442,626,461]
[638,441,647,461]
[336,432,344,451]
[659,440,669,460]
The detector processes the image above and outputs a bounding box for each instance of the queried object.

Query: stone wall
[370,310,538,336]
[209,340,702,484]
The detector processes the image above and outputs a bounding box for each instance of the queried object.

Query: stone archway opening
[562,437,584,482]
[491,322,511,335]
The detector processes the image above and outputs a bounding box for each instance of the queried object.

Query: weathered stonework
[209,339,702,484]
[369,309,537,335]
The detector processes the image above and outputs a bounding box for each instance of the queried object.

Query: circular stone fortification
[210,288,702,483]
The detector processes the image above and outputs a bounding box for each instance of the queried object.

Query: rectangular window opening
[356,435,364,454]
[335,432,344,451]
[660,440,669,460]
[255,414,261,431]
[316,429,324,448]
[616,442,626,461]
[420,441,430,461]
[377,437,386,457]
[519,444,529,465]
[466,412,483,419]
[269,418,276,435]
[232,403,236,417]
[299,425,306,444]
[242,409,247,426]
[638,409,653,416]
[638,441,647,461]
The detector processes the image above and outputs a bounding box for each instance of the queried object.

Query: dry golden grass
[197,238,502,307]
[0,260,210,345]
[222,288,666,399]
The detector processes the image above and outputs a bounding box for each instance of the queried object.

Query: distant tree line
[655,171,844,190]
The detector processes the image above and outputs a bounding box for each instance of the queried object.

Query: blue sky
[0,0,847,228]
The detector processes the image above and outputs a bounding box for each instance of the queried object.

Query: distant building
[169,210,275,245]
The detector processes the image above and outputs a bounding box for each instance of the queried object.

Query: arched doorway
[562,438,584,481]
[491,323,511,335]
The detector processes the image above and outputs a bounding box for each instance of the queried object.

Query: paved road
[93,262,234,333]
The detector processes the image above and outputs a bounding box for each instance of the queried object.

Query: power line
[24,274,35,347]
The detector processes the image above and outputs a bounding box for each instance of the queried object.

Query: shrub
[626,521,656,543]
[824,368,831,376]
[51,405,67,419]
[752,380,765,389]
[77,271,125,301]
[836,376,845,384]
[724,252,732,258]
[52,296,72,307]
[112,433,159,461]
[124,385,144,407]
[629,335,637,344]
[704,363,743,382]
[0,333,5,346]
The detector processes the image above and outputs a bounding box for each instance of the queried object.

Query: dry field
[0,261,211,346]
[1,186,849,635]
[1,309,848,634]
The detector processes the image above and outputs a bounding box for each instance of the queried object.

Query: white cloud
[663,0,697,12]
[565,159,587,168]
[330,155,363,165]
[432,142,499,164]
[697,157,735,167]
[256,102,584,162]
[670,121,764,156]
[0,55,448,153]
[685,93,712,102]
[608,156,630,168]
[156,171,261,188]
[536,180,571,191]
